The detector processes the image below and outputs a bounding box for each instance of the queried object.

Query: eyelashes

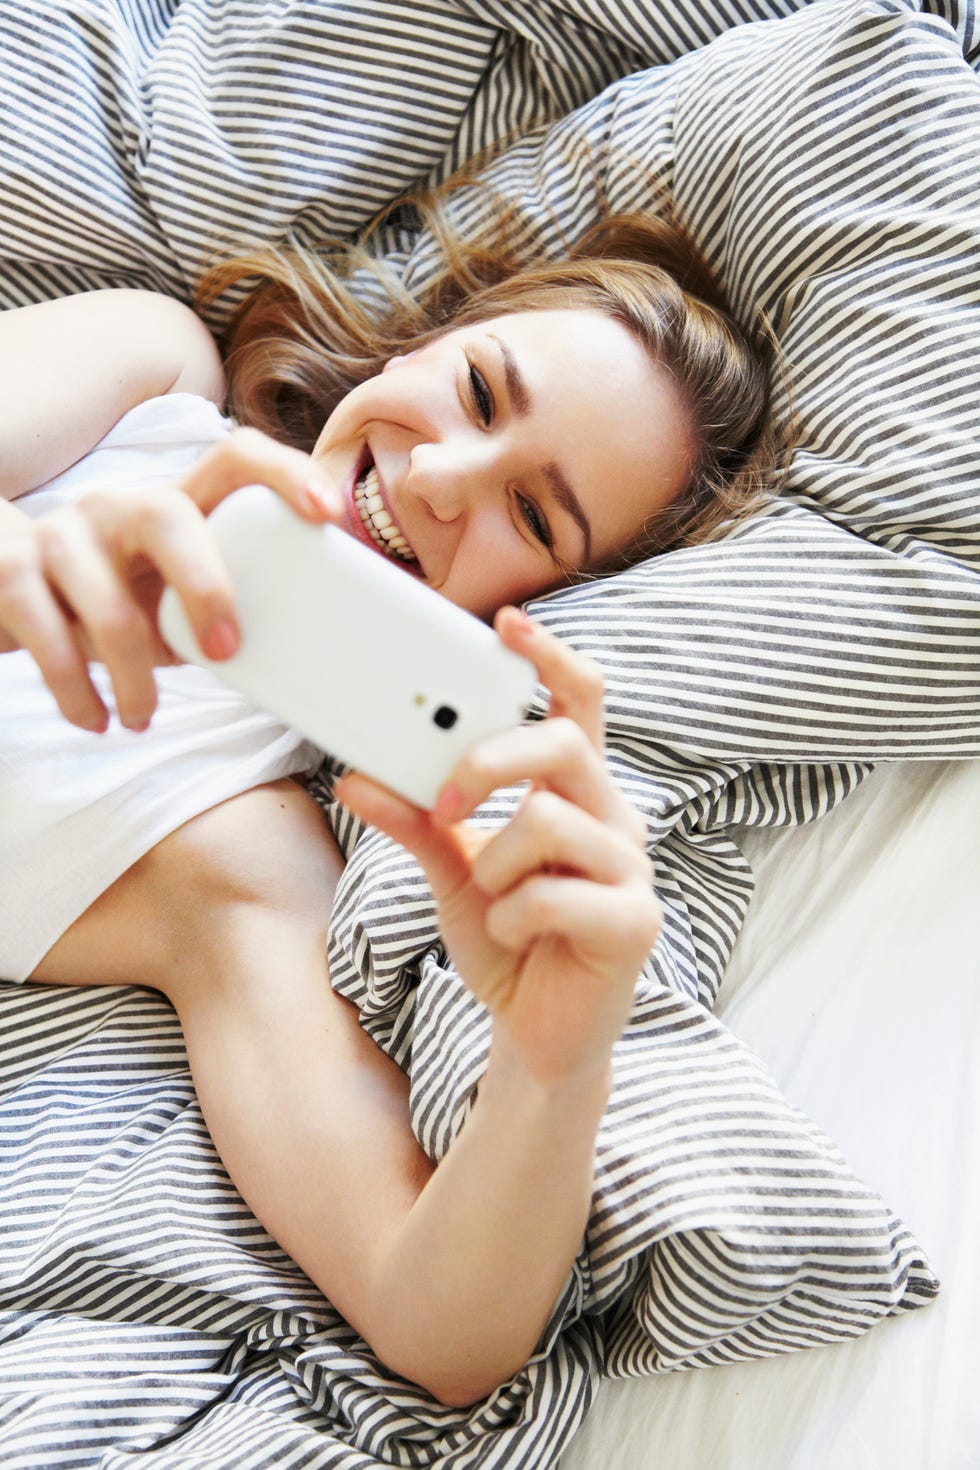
[517,495,554,550]
[468,361,493,425]
[466,354,555,554]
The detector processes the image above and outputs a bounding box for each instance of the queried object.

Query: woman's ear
[383,354,409,374]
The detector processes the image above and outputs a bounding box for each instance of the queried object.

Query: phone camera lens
[433,705,458,730]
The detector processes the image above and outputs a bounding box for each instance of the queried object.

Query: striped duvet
[1,2,978,1465]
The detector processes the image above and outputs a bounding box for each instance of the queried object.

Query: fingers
[434,715,619,831]
[437,610,648,848]
[472,788,659,977]
[146,425,343,661]
[335,615,662,1078]
[336,771,659,964]
[1,484,241,731]
[484,874,661,975]
[337,610,654,965]
[36,508,160,729]
[471,787,650,898]
[434,713,649,857]
[0,566,108,730]
[42,489,241,727]
[340,605,646,855]
[434,607,621,819]
[0,505,110,729]
[179,428,342,523]
[495,606,605,749]
[92,488,240,660]
[1,426,341,735]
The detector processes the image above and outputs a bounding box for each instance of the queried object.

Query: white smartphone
[157,484,537,809]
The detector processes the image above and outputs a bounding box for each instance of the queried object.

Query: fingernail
[203,617,240,660]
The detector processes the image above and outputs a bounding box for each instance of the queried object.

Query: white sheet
[562,758,980,1470]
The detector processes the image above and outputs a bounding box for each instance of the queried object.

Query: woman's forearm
[36,774,602,1410]
[177,909,608,1407]
[363,1033,610,1405]
[324,611,658,1406]
[183,940,609,1407]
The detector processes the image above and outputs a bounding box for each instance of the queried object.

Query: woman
[0,206,778,1405]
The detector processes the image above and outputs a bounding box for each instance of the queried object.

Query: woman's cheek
[440,542,558,618]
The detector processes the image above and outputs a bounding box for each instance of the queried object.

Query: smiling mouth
[353,463,418,565]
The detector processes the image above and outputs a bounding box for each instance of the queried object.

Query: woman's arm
[0,289,225,499]
[175,613,655,1408]
[30,603,655,1405]
[331,609,660,1403]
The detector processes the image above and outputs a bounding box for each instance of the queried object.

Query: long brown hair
[196,190,784,569]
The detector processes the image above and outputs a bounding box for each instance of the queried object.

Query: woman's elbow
[413,1365,512,1411]
[375,1338,524,1410]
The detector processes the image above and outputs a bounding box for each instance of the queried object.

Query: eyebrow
[489,332,593,563]
[489,332,531,416]
[544,461,592,564]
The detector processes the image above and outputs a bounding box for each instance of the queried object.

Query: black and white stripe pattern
[2,0,978,1465]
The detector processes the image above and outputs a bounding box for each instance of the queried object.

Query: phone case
[157,485,537,808]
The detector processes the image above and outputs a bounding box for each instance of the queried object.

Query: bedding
[1,1,979,1466]
[560,756,980,1470]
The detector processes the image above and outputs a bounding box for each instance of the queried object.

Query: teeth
[354,465,416,562]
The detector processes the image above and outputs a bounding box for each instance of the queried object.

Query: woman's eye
[518,495,554,551]
[468,362,494,426]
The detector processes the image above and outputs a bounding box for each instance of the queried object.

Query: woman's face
[312,307,695,617]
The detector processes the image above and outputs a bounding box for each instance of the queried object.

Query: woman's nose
[407,439,493,521]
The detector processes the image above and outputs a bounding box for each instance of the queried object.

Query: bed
[1,2,978,1467]
[563,756,980,1470]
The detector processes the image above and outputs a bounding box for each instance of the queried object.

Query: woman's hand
[0,428,339,732]
[335,607,662,1087]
